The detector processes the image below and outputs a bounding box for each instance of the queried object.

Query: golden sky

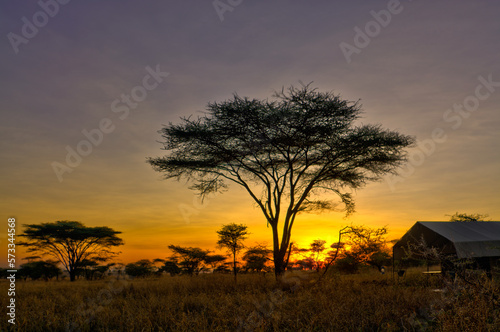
[1,1,499,266]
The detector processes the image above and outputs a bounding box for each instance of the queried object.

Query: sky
[1,0,499,266]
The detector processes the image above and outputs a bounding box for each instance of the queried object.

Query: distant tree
[289,240,327,271]
[168,245,210,275]
[334,225,389,273]
[125,259,156,278]
[153,258,165,265]
[112,263,126,279]
[148,84,414,278]
[309,239,327,272]
[161,259,182,276]
[152,258,167,276]
[19,260,62,281]
[204,254,227,270]
[214,262,233,274]
[77,259,99,280]
[19,221,123,281]
[295,257,315,270]
[448,212,490,222]
[216,223,249,281]
[78,258,114,280]
[242,245,272,273]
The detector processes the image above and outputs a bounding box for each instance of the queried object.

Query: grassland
[2,268,499,331]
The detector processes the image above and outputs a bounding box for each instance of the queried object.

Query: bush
[125,260,156,277]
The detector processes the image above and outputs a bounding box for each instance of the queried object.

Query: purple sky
[1,0,499,263]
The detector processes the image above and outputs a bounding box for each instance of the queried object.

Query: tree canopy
[216,223,249,281]
[19,260,62,281]
[19,220,123,281]
[242,245,272,273]
[204,254,227,269]
[168,245,211,275]
[125,259,156,278]
[335,225,390,273]
[148,85,414,276]
[448,212,490,222]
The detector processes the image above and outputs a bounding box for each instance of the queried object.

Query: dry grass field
[2,269,499,331]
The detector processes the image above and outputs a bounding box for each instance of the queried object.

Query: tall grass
[1,269,499,331]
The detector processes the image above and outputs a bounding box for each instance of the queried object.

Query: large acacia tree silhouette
[148,85,414,277]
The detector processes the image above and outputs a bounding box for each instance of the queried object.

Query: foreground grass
[2,270,499,331]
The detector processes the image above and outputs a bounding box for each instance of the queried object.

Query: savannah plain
[2,267,499,331]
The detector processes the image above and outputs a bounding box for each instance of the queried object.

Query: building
[393,221,500,277]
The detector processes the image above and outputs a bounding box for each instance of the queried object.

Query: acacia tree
[448,212,490,222]
[148,85,414,277]
[216,223,248,281]
[78,258,114,280]
[168,245,210,275]
[19,260,62,281]
[310,239,327,272]
[19,221,123,281]
[335,225,389,273]
[243,245,272,273]
[125,259,156,278]
[204,254,227,270]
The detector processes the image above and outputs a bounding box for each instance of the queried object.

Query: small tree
[295,257,316,270]
[243,245,272,273]
[161,260,182,276]
[448,212,490,222]
[216,223,249,281]
[19,260,62,281]
[168,245,210,275]
[329,225,389,274]
[19,221,123,281]
[204,254,227,270]
[125,259,156,278]
[310,239,327,272]
[152,258,166,276]
[78,258,114,280]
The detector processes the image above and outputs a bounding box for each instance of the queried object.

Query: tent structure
[393,221,500,261]
[393,222,500,277]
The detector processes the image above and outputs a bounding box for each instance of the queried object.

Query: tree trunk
[271,223,282,279]
[69,269,76,282]
[273,246,287,279]
[271,222,290,279]
[233,251,237,282]
[274,259,285,279]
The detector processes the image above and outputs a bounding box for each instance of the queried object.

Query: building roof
[393,221,500,260]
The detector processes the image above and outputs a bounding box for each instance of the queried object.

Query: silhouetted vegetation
[167,245,211,275]
[448,212,490,222]
[242,245,272,273]
[309,239,327,272]
[125,259,157,278]
[203,254,227,270]
[19,220,123,281]
[7,222,500,330]
[161,259,182,276]
[216,223,248,281]
[77,258,115,280]
[18,260,62,281]
[148,84,415,277]
[334,225,391,273]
